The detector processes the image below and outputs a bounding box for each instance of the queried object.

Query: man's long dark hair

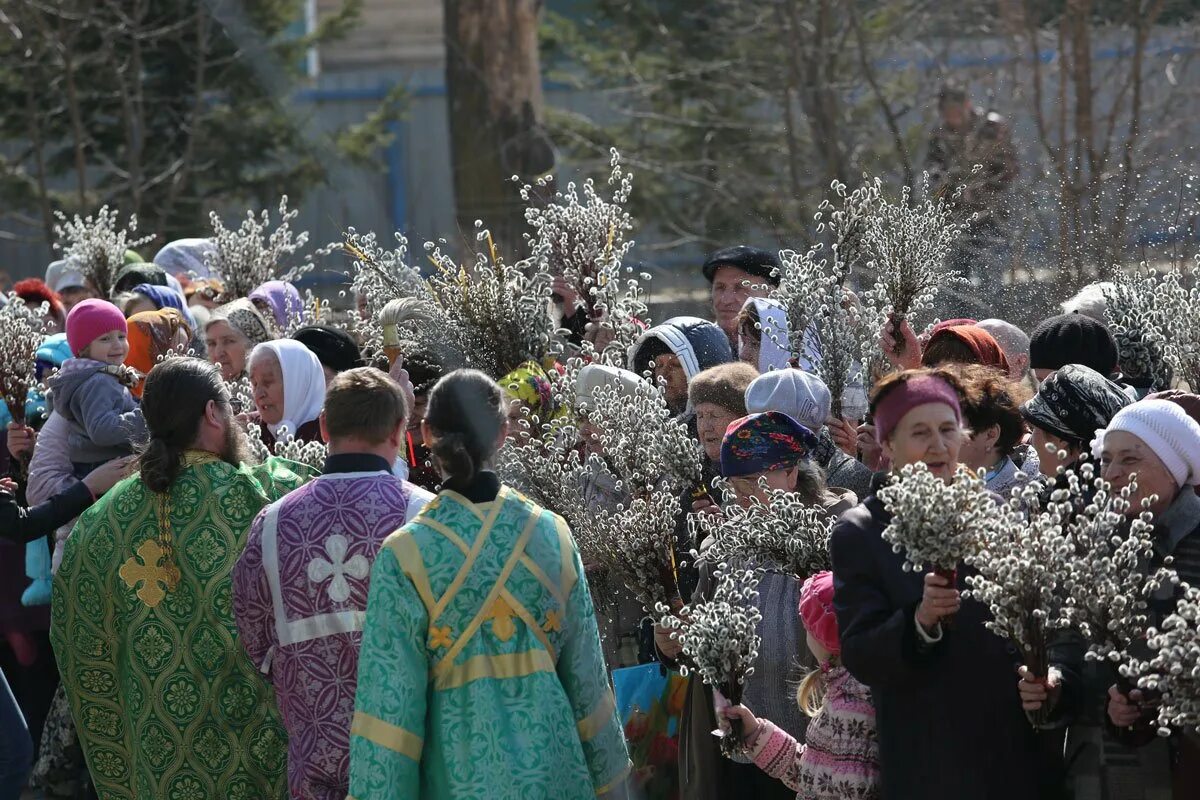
[138,358,231,493]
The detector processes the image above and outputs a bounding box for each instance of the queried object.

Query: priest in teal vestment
[348,478,631,799]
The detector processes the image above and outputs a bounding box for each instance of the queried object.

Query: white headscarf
[743,297,821,373]
[250,339,326,442]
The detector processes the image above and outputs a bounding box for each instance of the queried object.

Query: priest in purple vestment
[232,367,434,800]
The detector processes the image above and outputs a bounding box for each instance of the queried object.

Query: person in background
[111,261,182,298]
[919,324,1011,374]
[745,369,873,500]
[628,316,734,417]
[44,259,97,313]
[926,83,1018,293]
[204,298,274,382]
[701,245,781,346]
[1019,364,1131,481]
[348,369,630,799]
[153,237,218,281]
[51,357,315,800]
[293,325,364,384]
[721,571,880,800]
[247,339,327,448]
[49,299,146,477]
[832,368,1081,798]
[1059,282,1113,321]
[250,280,304,331]
[1028,313,1121,383]
[185,278,226,311]
[124,309,193,398]
[948,363,1036,497]
[118,283,196,328]
[398,345,446,493]
[976,318,1033,385]
[500,361,559,442]
[13,279,66,334]
[233,367,433,800]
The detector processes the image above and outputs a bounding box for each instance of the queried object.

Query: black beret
[292,325,363,374]
[701,245,781,287]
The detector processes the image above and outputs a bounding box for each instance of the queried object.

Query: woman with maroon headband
[830,368,1081,799]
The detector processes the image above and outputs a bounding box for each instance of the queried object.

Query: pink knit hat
[873,374,962,444]
[66,299,127,356]
[798,571,839,655]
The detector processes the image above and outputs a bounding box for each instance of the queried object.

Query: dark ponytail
[424,369,506,490]
[139,358,230,493]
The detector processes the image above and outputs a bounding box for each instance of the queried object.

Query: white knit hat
[575,364,647,411]
[744,369,831,433]
[1093,399,1200,487]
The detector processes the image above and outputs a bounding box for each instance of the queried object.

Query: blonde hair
[795,655,840,717]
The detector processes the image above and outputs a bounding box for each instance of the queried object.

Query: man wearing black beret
[701,245,781,346]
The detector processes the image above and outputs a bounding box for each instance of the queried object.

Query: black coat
[831,490,1081,799]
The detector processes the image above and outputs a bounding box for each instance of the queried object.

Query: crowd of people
[0,232,1197,800]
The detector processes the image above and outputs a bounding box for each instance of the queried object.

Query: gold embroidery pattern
[543,609,562,633]
[487,596,517,642]
[429,626,453,649]
[119,539,180,608]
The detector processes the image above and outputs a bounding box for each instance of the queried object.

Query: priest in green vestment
[50,358,316,800]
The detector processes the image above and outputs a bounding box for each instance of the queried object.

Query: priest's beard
[218,408,251,467]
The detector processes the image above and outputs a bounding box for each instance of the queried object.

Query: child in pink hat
[721,571,881,799]
[50,299,147,476]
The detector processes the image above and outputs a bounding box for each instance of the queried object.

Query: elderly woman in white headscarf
[247,339,327,448]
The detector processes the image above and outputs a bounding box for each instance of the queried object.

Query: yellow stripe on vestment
[389,535,436,615]
[433,648,556,691]
[436,489,487,522]
[519,552,565,609]
[554,515,578,600]
[499,587,557,661]
[421,518,470,556]
[576,691,616,742]
[432,491,508,620]
[350,711,423,761]
[595,761,634,796]
[433,507,541,675]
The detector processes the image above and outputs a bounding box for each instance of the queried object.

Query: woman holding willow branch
[659,411,854,800]
[831,368,1080,798]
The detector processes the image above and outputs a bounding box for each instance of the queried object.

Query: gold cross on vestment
[119,540,180,608]
[487,596,517,642]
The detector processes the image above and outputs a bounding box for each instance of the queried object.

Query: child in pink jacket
[722,571,880,799]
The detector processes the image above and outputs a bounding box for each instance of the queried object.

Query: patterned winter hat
[720,411,818,478]
[1021,364,1131,446]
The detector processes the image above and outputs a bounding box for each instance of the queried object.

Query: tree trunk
[443,0,554,261]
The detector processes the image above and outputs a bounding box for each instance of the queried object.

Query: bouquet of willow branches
[690,479,834,581]
[208,196,311,298]
[564,377,702,613]
[1102,269,1174,392]
[964,479,1079,728]
[243,422,329,471]
[879,464,996,623]
[0,295,50,427]
[523,149,651,366]
[1126,586,1200,737]
[1056,465,1175,670]
[54,207,155,298]
[343,228,433,327]
[657,567,763,756]
[860,174,969,356]
[1153,258,1200,391]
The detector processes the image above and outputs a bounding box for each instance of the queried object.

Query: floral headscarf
[207,298,273,348]
[501,361,559,422]
[719,411,819,478]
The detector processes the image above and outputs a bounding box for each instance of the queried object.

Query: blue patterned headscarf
[132,283,196,330]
